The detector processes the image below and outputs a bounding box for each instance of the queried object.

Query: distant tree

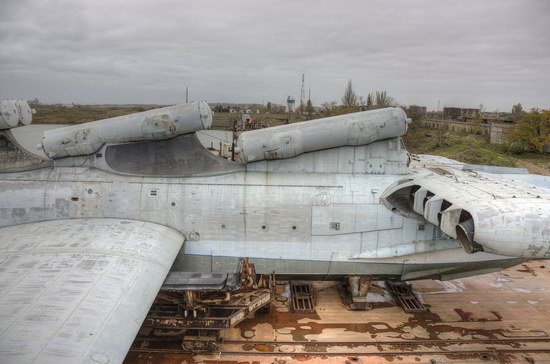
[512,103,523,113]
[511,103,525,123]
[366,93,373,109]
[374,91,395,108]
[341,79,357,108]
[270,103,285,113]
[305,99,314,116]
[509,110,550,153]
[358,96,365,110]
[214,105,232,113]
[321,101,338,116]
[28,98,40,106]
[266,102,272,113]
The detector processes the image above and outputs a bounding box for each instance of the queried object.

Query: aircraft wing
[381,156,550,258]
[0,218,184,364]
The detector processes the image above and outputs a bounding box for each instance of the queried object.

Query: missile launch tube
[15,100,33,126]
[236,107,409,163]
[1,99,33,130]
[42,101,212,159]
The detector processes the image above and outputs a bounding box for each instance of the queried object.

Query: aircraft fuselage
[0,103,534,280]
[0,161,525,281]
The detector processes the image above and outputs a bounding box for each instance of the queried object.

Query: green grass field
[403,124,550,175]
[31,104,162,124]
[30,104,306,128]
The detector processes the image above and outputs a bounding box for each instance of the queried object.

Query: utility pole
[186,87,189,103]
[299,73,306,114]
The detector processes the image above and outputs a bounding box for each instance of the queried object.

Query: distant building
[461,108,479,122]
[481,112,513,123]
[443,107,479,122]
[489,122,514,144]
[407,105,427,119]
[443,107,462,120]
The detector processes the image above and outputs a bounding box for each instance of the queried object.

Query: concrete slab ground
[126,259,550,363]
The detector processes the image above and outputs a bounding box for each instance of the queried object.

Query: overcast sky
[1,0,549,111]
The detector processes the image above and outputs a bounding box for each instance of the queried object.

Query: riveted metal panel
[311,203,403,236]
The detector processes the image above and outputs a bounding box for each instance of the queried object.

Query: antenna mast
[299,73,306,114]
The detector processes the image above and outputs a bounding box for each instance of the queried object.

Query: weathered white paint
[0,218,184,364]
[1,106,546,363]
[236,107,409,162]
[381,156,550,257]
[42,101,212,158]
[0,99,33,130]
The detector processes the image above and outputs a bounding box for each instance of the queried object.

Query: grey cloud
[0,0,549,111]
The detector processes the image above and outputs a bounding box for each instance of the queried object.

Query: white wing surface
[0,218,184,364]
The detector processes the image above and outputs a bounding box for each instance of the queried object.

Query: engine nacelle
[381,178,550,258]
[0,99,33,130]
[474,199,550,257]
[42,101,212,159]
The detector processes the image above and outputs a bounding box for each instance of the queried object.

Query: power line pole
[299,73,306,114]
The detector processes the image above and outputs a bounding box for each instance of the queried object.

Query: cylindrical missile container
[42,101,212,159]
[15,100,33,126]
[0,100,19,130]
[235,107,410,163]
[0,99,33,130]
